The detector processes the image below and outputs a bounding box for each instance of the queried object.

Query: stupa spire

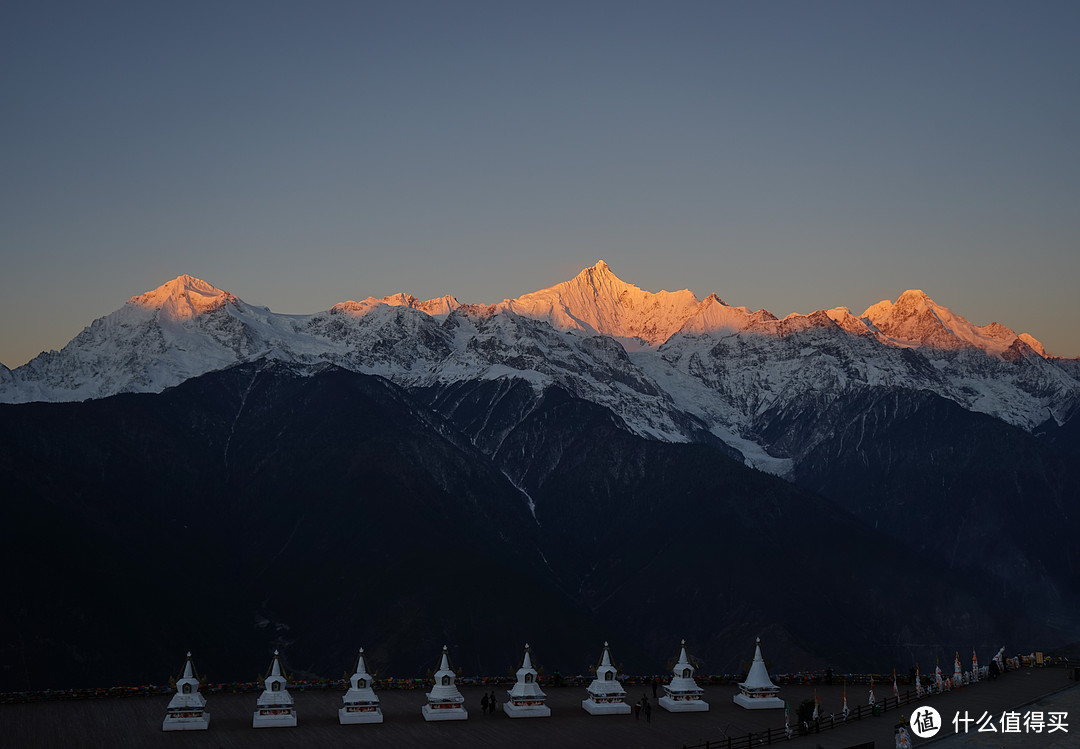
[582,641,629,715]
[734,637,782,709]
[253,650,297,728]
[162,651,209,731]
[422,645,467,721]
[659,638,708,712]
[340,647,382,725]
[505,643,549,717]
[269,649,283,679]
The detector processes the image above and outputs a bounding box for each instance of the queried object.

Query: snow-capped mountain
[2,262,1077,471]
[863,288,1032,356]
[4,264,1079,684]
[495,259,701,345]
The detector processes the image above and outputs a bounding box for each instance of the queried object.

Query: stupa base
[162,714,209,731]
[252,711,297,728]
[504,702,551,718]
[422,704,468,721]
[582,698,630,715]
[339,707,383,724]
[659,696,709,712]
[734,693,785,709]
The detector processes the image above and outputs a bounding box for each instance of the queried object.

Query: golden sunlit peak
[128,275,234,318]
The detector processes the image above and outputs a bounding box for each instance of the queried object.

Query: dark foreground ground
[1,667,1076,749]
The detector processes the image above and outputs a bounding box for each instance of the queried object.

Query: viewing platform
[2,663,1075,748]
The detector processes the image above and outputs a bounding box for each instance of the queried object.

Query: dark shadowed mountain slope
[790,387,1080,642]
[0,362,1070,691]
[483,390,1026,673]
[0,362,598,689]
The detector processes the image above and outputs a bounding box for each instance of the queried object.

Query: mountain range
[4,261,1076,448]
[1,262,1077,689]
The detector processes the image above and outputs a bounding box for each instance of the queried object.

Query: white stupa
[339,648,383,724]
[504,644,550,717]
[252,650,297,728]
[734,637,784,709]
[582,641,630,715]
[162,652,209,731]
[659,639,709,712]
[422,646,468,721]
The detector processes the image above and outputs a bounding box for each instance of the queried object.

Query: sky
[2,0,1079,367]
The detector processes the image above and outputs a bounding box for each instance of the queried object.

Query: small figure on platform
[993,646,1006,673]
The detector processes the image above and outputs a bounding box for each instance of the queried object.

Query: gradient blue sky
[3,0,1078,367]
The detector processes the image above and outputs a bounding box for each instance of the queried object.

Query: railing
[680,689,943,749]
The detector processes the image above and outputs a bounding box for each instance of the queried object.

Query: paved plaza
[2,666,1075,748]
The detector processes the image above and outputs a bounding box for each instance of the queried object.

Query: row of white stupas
[162,637,785,731]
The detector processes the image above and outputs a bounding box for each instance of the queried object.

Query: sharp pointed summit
[498,260,701,344]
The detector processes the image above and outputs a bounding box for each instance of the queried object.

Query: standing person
[489,689,497,713]
[481,691,489,714]
[633,701,641,721]
[644,699,652,723]
[651,677,658,699]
